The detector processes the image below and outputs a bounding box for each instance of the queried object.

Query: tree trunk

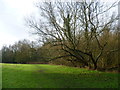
[93,63,97,70]
[89,55,98,70]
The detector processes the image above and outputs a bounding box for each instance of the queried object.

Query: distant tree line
[1,30,119,71]
[2,39,49,64]
[41,28,119,71]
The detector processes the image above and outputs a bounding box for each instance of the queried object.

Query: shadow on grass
[2,66,119,88]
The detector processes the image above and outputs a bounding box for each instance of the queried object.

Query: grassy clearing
[1,63,119,88]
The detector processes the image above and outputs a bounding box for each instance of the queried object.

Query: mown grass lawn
[1,63,119,88]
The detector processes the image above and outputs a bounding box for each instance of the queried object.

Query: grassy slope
[1,63,119,88]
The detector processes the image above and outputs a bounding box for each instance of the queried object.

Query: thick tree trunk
[89,54,98,70]
[93,63,97,70]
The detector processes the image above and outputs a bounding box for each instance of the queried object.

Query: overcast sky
[0,0,118,49]
[0,0,39,49]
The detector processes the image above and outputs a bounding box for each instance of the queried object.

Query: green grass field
[1,63,119,88]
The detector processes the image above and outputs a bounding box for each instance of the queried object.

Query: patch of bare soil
[38,70,45,73]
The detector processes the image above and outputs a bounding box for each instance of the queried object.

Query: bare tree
[26,0,118,69]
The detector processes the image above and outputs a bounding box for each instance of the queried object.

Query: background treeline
[1,28,119,71]
[2,39,49,64]
[41,28,119,71]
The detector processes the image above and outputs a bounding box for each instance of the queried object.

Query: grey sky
[0,0,118,49]
[0,0,38,49]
